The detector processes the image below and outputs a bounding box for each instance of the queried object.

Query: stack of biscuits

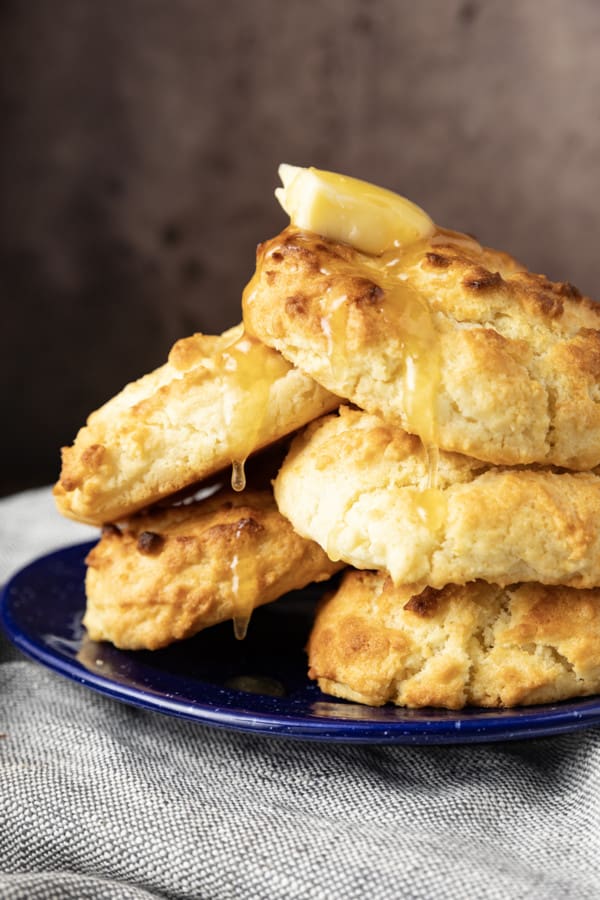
[55,165,600,710]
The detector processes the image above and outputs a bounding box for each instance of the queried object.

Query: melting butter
[276,164,435,254]
[272,165,483,495]
[273,164,445,475]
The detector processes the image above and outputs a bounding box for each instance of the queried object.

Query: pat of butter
[275,164,435,255]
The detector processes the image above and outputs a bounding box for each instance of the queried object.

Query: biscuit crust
[84,487,343,650]
[54,325,338,525]
[308,570,600,709]
[244,226,600,468]
[274,407,600,590]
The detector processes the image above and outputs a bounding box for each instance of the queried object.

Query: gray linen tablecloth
[1,487,600,900]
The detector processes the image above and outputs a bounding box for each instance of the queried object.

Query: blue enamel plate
[2,542,600,744]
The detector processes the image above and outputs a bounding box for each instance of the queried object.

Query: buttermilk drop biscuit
[307,570,600,709]
[243,225,600,468]
[274,407,600,590]
[54,325,338,525]
[84,487,343,650]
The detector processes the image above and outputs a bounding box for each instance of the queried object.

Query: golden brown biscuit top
[54,324,338,525]
[307,570,600,709]
[274,407,600,590]
[244,226,600,468]
[248,225,598,335]
[84,486,343,650]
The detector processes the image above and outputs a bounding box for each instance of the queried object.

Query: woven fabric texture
[1,488,600,900]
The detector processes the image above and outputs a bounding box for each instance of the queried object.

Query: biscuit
[54,325,338,525]
[307,569,600,709]
[243,226,600,468]
[84,486,343,650]
[274,407,600,589]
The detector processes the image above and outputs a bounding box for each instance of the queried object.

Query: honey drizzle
[218,327,289,493]
[425,443,439,490]
[215,327,288,636]
[380,249,440,451]
[230,522,261,641]
[414,485,447,537]
[377,249,446,509]
[317,236,443,488]
[231,459,246,492]
[233,613,251,641]
[274,168,483,494]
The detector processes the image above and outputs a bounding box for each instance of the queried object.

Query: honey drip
[320,293,350,381]
[314,221,485,490]
[232,613,251,641]
[231,459,246,492]
[414,486,447,537]
[425,444,439,490]
[318,239,442,452]
[219,327,290,493]
[408,444,446,538]
[229,512,263,640]
[229,535,260,640]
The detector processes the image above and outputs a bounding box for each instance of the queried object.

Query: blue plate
[2,542,600,743]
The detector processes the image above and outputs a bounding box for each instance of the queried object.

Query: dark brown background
[2,0,599,495]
